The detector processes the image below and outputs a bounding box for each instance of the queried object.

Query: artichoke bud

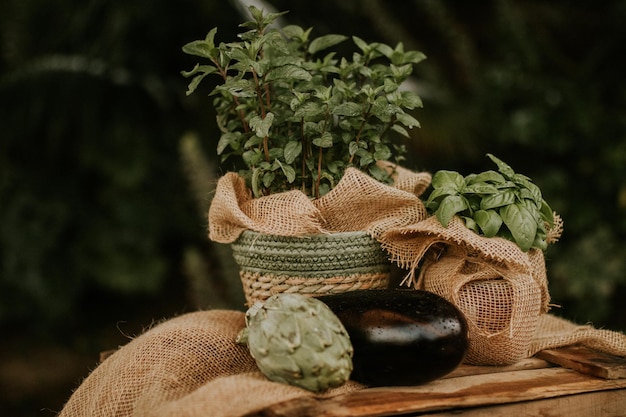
[239,293,353,392]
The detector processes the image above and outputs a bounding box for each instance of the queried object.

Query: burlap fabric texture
[58,309,626,417]
[208,163,432,242]
[58,310,364,417]
[379,216,552,365]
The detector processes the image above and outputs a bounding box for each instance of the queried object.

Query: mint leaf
[308,34,348,55]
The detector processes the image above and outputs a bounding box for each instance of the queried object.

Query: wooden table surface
[249,346,626,417]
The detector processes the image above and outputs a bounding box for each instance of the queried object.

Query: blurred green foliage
[1,0,625,336]
[0,0,242,330]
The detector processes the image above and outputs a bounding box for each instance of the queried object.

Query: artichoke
[237,293,353,392]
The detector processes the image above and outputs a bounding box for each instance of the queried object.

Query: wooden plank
[442,357,552,379]
[536,345,626,379]
[251,367,626,417]
[419,389,626,417]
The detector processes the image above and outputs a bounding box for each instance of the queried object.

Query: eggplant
[317,289,468,387]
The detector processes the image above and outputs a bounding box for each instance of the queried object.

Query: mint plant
[182,6,425,198]
[424,154,555,251]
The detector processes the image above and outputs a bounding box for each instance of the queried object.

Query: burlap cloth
[208,162,432,242]
[58,310,364,417]
[58,165,626,416]
[58,309,626,417]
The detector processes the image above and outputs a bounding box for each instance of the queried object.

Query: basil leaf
[463,216,480,234]
[539,200,555,225]
[514,174,542,203]
[435,195,469,227]
[533,234,548,251]
[432,170,465,192]
[463,183,499,195]
[425,187,460,206]
[496,181,517,189]
[480,190,516,210]
[500,203,536,251]
[474,209,503,237]
[487,153,515,179]
[466,170,506,185]
[518,187,537,203]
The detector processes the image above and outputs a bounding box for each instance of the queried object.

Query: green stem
[300,118,307,193]
[348,104,373,165]
[315,147,323,198]
[215,61,249,133]
[251,68,270,162]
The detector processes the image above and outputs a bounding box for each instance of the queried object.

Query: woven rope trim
[231,230,389,274]
[240,271,390,305]
[232,230,380,252]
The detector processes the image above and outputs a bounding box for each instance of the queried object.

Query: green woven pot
[231,230,391,305]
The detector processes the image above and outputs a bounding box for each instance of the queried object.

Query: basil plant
[424,154,555,252]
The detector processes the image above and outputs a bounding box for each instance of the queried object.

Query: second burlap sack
[381,216,555,365]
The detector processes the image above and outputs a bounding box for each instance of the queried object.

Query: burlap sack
[380,216,554,365]
[58,310,363,417]
[208,163,432,243]
[418,244,547,365]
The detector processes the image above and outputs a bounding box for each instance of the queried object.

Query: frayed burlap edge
[530,314,626,357]
[380,216,540,277]
[208,163,432,243]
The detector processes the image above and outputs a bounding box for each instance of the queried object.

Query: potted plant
[181,6,431,305]
[379,153,564,365]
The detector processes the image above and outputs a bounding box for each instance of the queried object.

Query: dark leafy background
[1,0,625,415]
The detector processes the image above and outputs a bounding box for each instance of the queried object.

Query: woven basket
[231,230,391,305]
